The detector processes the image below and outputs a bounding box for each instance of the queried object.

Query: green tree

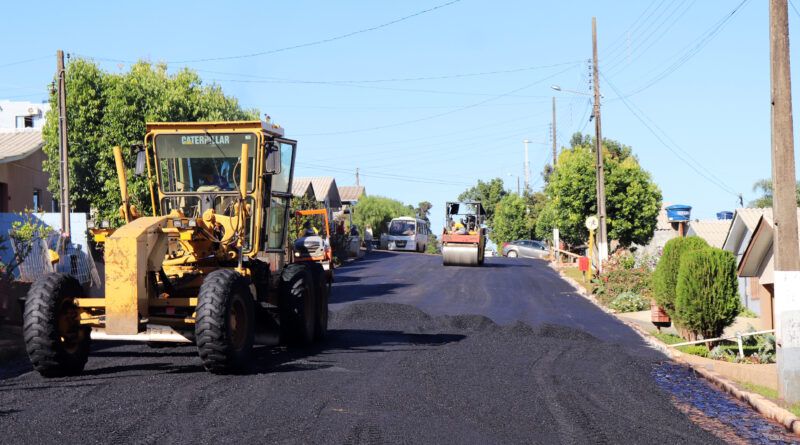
[675,248,740,342]
[415,201,432,223]
[458,178,506,225]
[491,194,535,246]
[288,193,322,245]
[748,178,800,208]
[42,57,258,226]
[652,236,709,320]
[351,195,414,238]
[535,138,661,247]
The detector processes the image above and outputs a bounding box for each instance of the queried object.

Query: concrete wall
[0,100,49,129]
[0,149,53,213]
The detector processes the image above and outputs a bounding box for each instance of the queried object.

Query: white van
[381,217,429,252]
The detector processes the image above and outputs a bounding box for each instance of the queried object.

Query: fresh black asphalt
[0,251,725,444]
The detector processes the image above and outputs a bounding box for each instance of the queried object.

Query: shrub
[609,292,650,313]
[677,345,709,358]
[674,248,740,340]
[592,268,652,306]
[652,236,709,318]
[709,346,725,360]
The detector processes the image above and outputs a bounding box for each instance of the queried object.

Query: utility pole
[517,177,520,197]
[356,168,359,187]
[769,0,800,404]
[552,97,557,167]
[523,140,531,192]
[57,50,71,240]
[592,17,608,268]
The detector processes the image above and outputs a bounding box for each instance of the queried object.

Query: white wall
[0,100,50,129]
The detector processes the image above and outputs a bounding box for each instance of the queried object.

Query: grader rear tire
[195,269,254,374]
[279,263,317,347]
[23,273,90,377]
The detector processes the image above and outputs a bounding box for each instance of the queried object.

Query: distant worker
[350,224,360,236]
[365,224,373,253]
[199,163,231,190]
[302,220,318,237]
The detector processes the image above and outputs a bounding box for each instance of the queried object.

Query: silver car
[501,240,550,259]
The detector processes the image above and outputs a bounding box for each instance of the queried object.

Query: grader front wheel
[23,273,91,377]
[195,269,255,374]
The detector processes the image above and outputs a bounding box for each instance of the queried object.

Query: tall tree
[41,58,258,224]
[535,138,661,247]
[351,195,415,237]
[491,193,535,246]
[458,178,506,225]
[415,201,432,222]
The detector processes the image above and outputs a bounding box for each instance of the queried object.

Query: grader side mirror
[134,151,147,177]
[265,142,281,174]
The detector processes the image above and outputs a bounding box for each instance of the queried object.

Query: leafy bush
[592,268,653,306]
[674,248,740,340]
[709,346,725,360]
[609,291,650,313]
[652,236,709,318]
[677,345,709,358]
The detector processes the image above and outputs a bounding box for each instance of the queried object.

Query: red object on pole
[578,256,589,272]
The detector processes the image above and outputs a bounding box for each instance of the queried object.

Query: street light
[551,85,603,98]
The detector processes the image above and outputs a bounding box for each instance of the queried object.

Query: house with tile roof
[686,219,732,249]
[0,129,54,213]
[721,208,776,316]
[291,177,342,210]
[337,185,365,204]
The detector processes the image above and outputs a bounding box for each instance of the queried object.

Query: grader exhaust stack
[441,201,486,266]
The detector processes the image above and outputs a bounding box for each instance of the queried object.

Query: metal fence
[10,232,100,287]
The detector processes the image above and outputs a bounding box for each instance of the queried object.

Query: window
[24,116,33,128]
[267,197,287,249]
[33,189,40,211]
[0,183,7,212]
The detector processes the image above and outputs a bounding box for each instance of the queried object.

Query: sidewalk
[617,310,763,339]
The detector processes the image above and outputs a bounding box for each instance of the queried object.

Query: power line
[0,55,51,70]
[294,64,578,137]
[296,161,472,186]
[99,0,462,65]
[609,0,750,100]
[605,0,696,76]
[601,72,739,197]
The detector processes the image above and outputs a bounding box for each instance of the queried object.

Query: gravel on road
[0,301,723,444]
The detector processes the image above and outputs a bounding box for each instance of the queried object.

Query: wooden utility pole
[592,17,608,268]
[523,140,531,192]
[552,97,557,167]
[57,50,71,240]
[356,168,359,187]
[769,0,800,404]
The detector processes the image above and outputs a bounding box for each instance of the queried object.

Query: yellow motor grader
[23,121,329,376]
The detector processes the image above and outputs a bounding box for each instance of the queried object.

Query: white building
[0,100,50,130]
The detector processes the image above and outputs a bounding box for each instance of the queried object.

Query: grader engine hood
[104,216,169,334]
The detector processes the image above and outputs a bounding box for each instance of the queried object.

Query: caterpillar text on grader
[441,201,486,266]
[23,121,330,376]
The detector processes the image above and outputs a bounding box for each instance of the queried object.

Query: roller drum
[442,244,480,266]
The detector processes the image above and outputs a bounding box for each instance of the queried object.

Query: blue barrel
[666,205,692,222]
[716,211,733,220]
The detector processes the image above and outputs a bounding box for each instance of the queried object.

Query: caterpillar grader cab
[441,201,486,266]
[23,121,329,376]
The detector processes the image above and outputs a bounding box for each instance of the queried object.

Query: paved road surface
[0,252,732,444]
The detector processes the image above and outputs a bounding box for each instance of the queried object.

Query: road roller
[441,201,486,266]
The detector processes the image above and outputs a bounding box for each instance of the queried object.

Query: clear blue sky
[1,0,794,236]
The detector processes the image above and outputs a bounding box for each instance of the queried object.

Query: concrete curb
[550,262,800,436]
